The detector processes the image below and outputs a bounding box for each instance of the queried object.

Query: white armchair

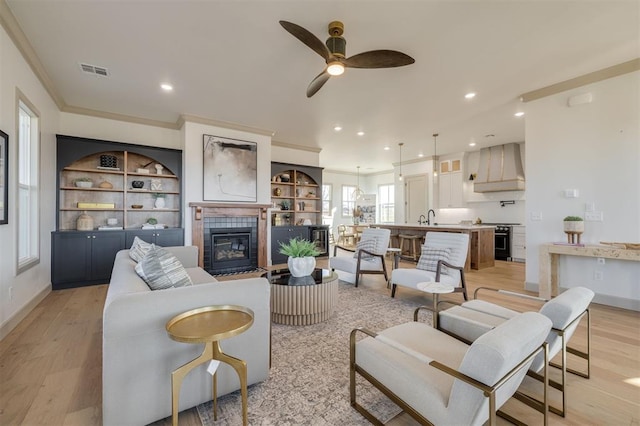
[330,228,390,287]
[437,286,594,417]
[350,312,552,425]
[391,231,469,300]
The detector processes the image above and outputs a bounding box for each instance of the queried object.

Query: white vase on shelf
[154,197,165,209]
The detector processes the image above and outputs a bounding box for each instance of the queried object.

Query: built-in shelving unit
[270,162,323,226]
[52,135,184,289]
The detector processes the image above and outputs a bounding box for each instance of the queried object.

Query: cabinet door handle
[87,235,91,239]
[93,235,96,239]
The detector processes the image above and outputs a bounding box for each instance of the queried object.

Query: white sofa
[102,246,271,426]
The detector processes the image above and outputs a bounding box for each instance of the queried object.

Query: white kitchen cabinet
[512,225,526,262]
[438,158,464,208]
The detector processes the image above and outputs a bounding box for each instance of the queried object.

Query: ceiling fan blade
[279,20,330,61]
[343,50,415,69]
[306,71,331,98]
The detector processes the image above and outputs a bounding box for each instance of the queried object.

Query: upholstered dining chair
[350,312,552,426]
[436,286,594,417]
[330,228,390,287]
[390,231,469,300]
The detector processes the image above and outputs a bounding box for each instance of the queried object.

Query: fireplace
[210,228,254,273]
[190,203,270,272]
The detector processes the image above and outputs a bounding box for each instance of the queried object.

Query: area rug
[197,281,432,425]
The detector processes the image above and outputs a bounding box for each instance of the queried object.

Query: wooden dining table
[349,224,369,242]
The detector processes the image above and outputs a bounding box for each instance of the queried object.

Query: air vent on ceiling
[79,63,109,77]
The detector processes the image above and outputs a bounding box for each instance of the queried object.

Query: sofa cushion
[416,246,451,273]
[135,245,193,290]
[129,236,153,262]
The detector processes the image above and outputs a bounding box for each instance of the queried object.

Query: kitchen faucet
[427,209,436,225]
[418,214,427,225]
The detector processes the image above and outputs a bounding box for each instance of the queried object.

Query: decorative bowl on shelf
[131,204,143,209]
[132,180,145,189]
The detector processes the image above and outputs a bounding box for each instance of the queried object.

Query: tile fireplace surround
[190,203,271,269]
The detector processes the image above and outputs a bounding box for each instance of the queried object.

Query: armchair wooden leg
[391,283,397,298]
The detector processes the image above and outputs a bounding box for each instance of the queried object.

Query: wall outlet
[531,211,543,221]
[597,257,606,265]
[594,270,604,281]
[9,286,13,301]
[585,211,603,221]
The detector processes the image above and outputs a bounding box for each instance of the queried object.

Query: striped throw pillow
[135,245,193,290]
[353,238,379,261]
[416,246,452,273]
[129,236,153,262]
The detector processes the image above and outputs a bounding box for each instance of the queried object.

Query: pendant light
[398,142,404,181]
[352,166,364,200]
[432,133,439,177]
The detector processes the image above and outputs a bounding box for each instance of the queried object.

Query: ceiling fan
[279,20,415,97]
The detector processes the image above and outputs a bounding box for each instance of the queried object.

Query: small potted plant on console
[279,237,321,277]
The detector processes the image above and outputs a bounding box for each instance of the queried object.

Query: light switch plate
[531,211,542,221]
[585,211,603,221]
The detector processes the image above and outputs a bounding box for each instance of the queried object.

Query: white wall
[0,24,60,337]
[182,122,272,245]
[59,113,181,149]
[525,71,640,309]
[271,145,319,167]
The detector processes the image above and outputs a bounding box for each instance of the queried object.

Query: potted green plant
[280,200,291,210]
[153,192,166,209]
[74,177,93,188]
[279,237,320,277]
[563,215,584,232]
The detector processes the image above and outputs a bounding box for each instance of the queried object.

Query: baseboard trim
[525,281,639,311]
[0,284,51,341]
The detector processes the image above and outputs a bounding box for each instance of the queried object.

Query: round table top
[166,305,254,344]
[417,281,455,294]
[262,268,338,286]
[386,248,402,253]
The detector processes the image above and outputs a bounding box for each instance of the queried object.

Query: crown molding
[271,140,321,153]
[178,114,274,137]
[520,58,640,102]
[62,105,178,129]
[1,1,65,109]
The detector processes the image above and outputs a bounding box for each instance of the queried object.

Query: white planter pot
[154,197,166,209]
[563,221,584,232]
[287,256,316,277]
[75,181,93,188]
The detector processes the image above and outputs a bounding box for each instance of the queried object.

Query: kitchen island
[373,224,495,271]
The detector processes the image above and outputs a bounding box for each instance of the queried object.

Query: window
[17,97,40,272]
[322,184,332,215]
[378,184,395,223]
[342,185,356,217]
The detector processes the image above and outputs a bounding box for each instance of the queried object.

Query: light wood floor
[1,259,638,425]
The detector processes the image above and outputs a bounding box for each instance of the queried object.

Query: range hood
[474,143,525,192]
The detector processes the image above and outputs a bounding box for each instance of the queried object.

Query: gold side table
[166,305,254,426]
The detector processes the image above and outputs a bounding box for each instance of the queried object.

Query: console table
[538,244,640,299]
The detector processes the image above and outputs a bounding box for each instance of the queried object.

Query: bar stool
[398,234,421,261]
[389,233,400,248]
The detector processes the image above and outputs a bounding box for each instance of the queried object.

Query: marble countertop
[373,223,496,230]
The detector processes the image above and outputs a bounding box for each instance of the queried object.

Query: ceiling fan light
[327,61,345,76]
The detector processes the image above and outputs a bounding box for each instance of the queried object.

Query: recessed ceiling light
[418,153,424,158]
[384,146,390,151]
[464,92,476,99]
[160,83,173,91]
[469,142,476,147]
[514,111,525,117]
[334,126,342,132]
[357,131,365,136]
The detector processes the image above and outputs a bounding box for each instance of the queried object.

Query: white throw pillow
[129,236,153,263]
[135,245,193,290]
[416,246,452,273]
[353,238,379,261]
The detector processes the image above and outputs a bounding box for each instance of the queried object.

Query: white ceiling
[5,1,640,173]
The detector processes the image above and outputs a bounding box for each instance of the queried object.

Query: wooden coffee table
[263,268,339,325]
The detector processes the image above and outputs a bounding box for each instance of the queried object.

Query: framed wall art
[0,129,7,225]
[203,134,257,202]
